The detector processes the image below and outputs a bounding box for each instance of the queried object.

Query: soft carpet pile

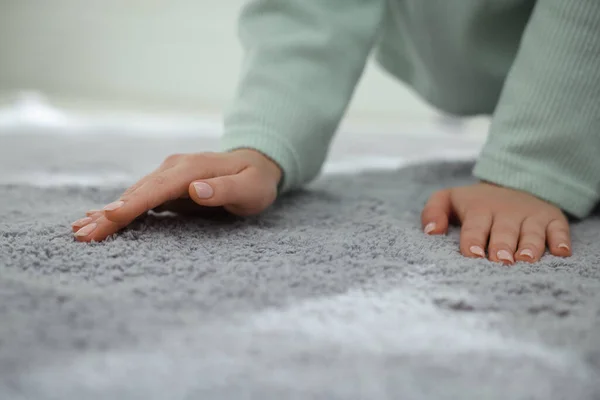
[1,161,599,399]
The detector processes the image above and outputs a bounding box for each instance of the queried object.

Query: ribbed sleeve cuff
[473,152,599,219]
[222,77,336,194]
[220,130,302,194]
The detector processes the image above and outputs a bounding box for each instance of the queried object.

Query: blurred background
[0,0,489,186]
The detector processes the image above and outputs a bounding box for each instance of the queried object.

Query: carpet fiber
[1,161,599,400]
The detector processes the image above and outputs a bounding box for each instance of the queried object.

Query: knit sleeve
[473,0,600,218]
[220,0,386,192]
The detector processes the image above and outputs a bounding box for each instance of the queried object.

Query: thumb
[188,168,277,216]
[421,189,452,235]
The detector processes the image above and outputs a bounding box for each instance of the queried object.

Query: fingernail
[558,243,570,251]
[424,222,436,234]
[519,249,535,259]
[103,200,124,211]
[193,182,214,199]
[74,223,97,237]
[71,217,92,227]
[497,250,515,264]
[469,246,485,258]
[86,209,101,215]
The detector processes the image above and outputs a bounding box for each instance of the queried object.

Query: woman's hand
[71,149,282,242]
[421,182,572,264]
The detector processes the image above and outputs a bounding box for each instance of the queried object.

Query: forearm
[221,0,385,192]
[474,0,600,218]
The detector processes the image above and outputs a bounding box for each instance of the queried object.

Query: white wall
[0,0,437,122]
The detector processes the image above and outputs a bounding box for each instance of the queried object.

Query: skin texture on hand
[421,182,572,265]
[71,149,282,242]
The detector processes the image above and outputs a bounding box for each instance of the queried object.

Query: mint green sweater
[221,0,600,218]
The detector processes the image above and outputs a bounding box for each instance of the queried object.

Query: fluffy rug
[1,161,599,400]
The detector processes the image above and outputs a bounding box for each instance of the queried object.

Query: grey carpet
[1,161,599,400]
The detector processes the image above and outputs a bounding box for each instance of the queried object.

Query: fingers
[72,216,95,233]
[71,152,265,242]
[459,210,492,259]
[188,168,277,216]
[73,214,125,243]
[487,215,521,265]
[72,210,125,242]
[103,166,191,225]
[421,189,452,235]
[546,218,572,257]
[102,153,240,225]
[461,213,571,264]
[72,211,104,233]
[515,217,546,263]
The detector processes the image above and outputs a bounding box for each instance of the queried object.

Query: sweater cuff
[220,130,301,194]
[473,152,599,218]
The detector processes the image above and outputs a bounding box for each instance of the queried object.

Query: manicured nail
[103,200,124,211]
[497,250,515,264]
[424,222,436,235]
[193,182,214,199]
[519,249,535,259]
[74,223,97,237]
[71,217,92,227]
[469,246,485,258]
[558,243,570,251]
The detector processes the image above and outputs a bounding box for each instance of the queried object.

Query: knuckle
[152,174,168,186]
[534,210,555,221]
[460,234,486,248]
[462,211,491,226]
[465,208,491,219]
[121,187,137,198]
[548,217,569,229]
[421,209,440,222]
[465,207,487,216]
[548,227,570,238]
[164,153,180,163]
[421,201,437,213]
[204,152,222,160]
[523,215,546,228]
[494,224,520,238]
[522,231,545,244]
[488,231,514,247]
[550,231,570,241]
[142,197,153,212]
[196,152,222,165]
[120,189,139,203]
[461,225,486,236]
[164,153,186,165]
[424,191,442,207]
[121,180,148,199]
[193,152,237,174]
